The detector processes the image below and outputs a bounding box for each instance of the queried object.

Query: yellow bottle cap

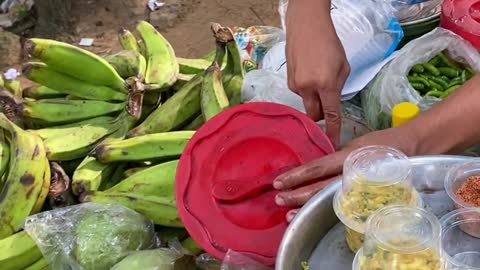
[391,102,420,127]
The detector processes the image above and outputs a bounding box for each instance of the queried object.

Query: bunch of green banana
[80,158,181,227]
[24,38,127,92]
[23,85,65,100]
[137,20,178,88]
[0,113,48,239]
[22,62,126,102]
[201,62,230,120]
[71,112,137,195]
[94,131,194,163]
[0,230,44,270]
[104,50,147,80]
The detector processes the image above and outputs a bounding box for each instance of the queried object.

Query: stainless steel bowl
[276,155,473,270]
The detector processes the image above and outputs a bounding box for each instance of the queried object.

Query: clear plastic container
[333,146,421,253]
[445,161,480,210]
[360,205,442,270]
[441,208,480,270]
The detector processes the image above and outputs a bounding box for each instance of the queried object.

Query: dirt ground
[48,0,280,58]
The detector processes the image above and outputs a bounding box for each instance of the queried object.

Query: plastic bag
[232,26,285,73]
[196,250,273,270]
[24,202,158,270]
[111,248,197,270]
[361,27,480,130]
[246,0,403,107]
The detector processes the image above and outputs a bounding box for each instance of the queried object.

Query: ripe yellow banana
[22,62,126,102]
[23,85,65,100]
[136,21,178,88]
[35,116,120,161]
[82,191,183,227]
[127,74,203,137]
[30,159,50,214]
[183,114,205,130]
[104,50,147,79]
[24,38,127,92]
[177,57,211,75]
[94,131,194,163]
[106,160,178,199]
[201,62,229,120]
[0,113,47,239]
[118,28,140,53]
[18,99,125,126]
[24,257,51,270]
[0,230,43,270]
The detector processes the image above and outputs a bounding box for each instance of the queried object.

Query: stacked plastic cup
[353,205,442,270]
[333,146,423,253]
[441,208,480,270]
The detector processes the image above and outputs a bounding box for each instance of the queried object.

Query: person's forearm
[286,0,334,31]
[399,75,480,155]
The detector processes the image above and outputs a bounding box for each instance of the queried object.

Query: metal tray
[276,155,473,270]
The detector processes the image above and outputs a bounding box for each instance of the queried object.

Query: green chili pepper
[446,80,463,89]
[428,76,449,89]
[429,56,441,66]
[425,90,444,98]
[441,85,462,98]
[411,64,425,73]
[410,82,425,91]
[422,63,441,76]
[408,76,430,87]
[438,67,460,78]
[438,51,463,70]
[427,80,444,91]
[441,75,450,81]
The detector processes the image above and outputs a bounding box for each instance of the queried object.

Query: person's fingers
[273,153,344,190]
[320,90,342,148]
[286,209,300,223]
[275,177,338,207]
[301,92,323,122]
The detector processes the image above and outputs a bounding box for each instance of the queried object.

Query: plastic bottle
[391,102,420,127]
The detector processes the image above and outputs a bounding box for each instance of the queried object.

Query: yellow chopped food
[340,179,414,225]
[345,226,364,252]
[359,240,442,270]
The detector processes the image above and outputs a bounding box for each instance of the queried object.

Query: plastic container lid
[440,0,480,49]
[175,102,335,266]
[440,208,480,269]
[391,102,420,127]
[364,205,441,254]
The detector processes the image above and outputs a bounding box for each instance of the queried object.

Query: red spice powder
[455,176,480,207]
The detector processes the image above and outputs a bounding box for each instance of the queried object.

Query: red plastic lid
[175,102,335,266]
[441,0,480,48]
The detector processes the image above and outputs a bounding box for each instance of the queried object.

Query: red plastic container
[441,0,480,48]
[175,102,335,266]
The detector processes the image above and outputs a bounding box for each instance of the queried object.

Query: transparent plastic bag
[111,248,197,270]
[361,28,480,130]
[24,203,158,270]
[195,250,273,270]
[232,26,285,73]
[246,0,403,107]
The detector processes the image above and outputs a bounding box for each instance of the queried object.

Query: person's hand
[273,128,418,222]
[285,0,350,147]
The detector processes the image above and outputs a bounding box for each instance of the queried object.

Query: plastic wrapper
[196,250,273,270]
[24,202,158,270]
[245,0,402,107]
[232,26,285,73]
[111,248,197,270]
[361,28,480,130]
